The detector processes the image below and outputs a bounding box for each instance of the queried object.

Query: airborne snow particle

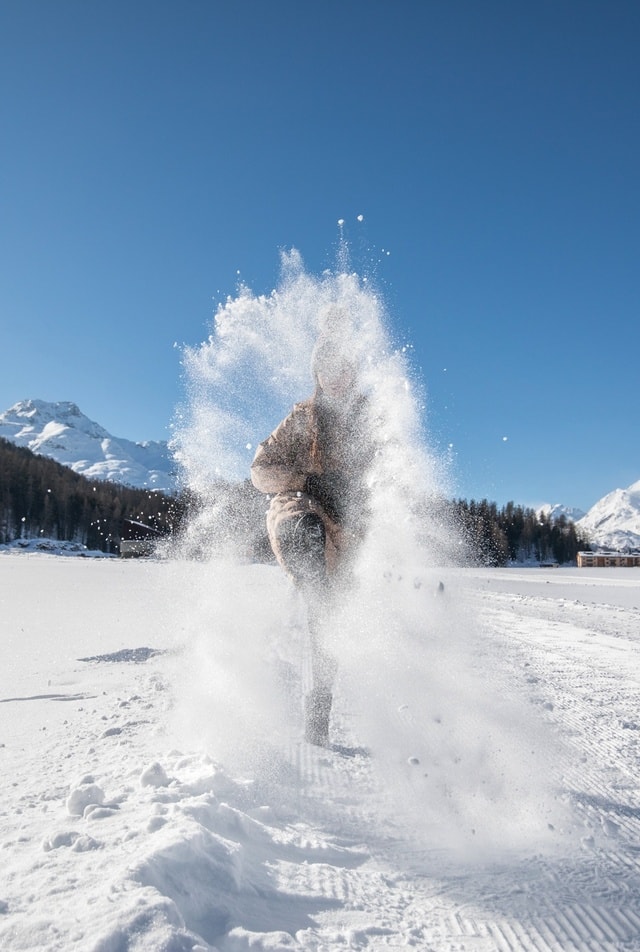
[357,214,364,221]
[502,436,508,442]
[337,219,345,226]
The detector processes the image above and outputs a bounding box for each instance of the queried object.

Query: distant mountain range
[1,399,638,552]
[0,399,176,492]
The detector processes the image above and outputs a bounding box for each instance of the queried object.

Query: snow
[0,538,112,558]
[3,552,640,951]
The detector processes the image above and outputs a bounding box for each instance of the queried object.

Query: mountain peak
[577,480,640,551]
[0,399,176,492]
[537,502,586,523]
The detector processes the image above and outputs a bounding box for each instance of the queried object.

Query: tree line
[0,437,184,552]
[448,498,591,566]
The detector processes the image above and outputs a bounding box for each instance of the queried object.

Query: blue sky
[1,1,639,512]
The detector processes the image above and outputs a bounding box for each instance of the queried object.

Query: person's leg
[266,495,338,746]
[304,599,338,745]
[273,514,337,744]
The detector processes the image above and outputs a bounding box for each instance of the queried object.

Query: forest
[449,497,591,566]
[0,438,183,552]
[0,438,591,563]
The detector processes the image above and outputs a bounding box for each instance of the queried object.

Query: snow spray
[168,243,569,859]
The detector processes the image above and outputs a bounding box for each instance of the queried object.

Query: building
[577,551,640,568]
[119,519,162,558]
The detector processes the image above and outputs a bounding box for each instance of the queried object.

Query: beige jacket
[251,393,371,572]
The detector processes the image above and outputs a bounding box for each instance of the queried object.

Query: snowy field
[2,552,640,951]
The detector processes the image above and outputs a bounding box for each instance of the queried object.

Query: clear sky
[1,0,639,513]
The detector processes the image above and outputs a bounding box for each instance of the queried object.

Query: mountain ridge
[0,399,176,492]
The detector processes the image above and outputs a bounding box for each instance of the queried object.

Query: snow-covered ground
[2,552,640,951]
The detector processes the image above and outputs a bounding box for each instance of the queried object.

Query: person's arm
[250,406,310,495]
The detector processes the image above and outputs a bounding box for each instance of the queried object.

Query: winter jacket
[251,391,372,574]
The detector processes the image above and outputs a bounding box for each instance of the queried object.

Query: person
[250,333,372,746]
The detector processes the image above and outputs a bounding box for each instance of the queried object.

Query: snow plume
[169,247,567,859]
[171,247,449,558]
[332,578,569,858]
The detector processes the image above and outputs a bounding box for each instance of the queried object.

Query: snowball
[66,783,105,817]
[140,761,170,788]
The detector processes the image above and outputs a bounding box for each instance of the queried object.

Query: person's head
[311,337,357,400]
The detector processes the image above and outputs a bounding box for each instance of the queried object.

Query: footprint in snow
[601,817,620,837]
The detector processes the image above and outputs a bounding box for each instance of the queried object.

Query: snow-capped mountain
[537,503,587,524]
[577,480,640,552]
[0,399,176,492]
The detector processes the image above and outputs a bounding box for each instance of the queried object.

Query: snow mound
[0,537,112,557]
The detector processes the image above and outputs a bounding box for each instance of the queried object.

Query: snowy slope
[0,399,176,491]
[577,479,640,551]
[3,554,640,950]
